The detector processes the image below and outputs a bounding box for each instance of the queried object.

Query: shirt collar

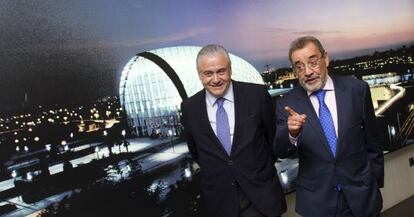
[206,82,234,106]
[307,75,334,96]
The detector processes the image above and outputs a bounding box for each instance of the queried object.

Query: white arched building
[119,46,263,136]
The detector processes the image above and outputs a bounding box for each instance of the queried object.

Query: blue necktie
[314,90,337,157]
[216,98,231,155]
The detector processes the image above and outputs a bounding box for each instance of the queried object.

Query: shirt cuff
[289,133,300,146]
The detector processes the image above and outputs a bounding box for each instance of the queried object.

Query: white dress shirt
[290,75,338,144]
[205,82,235,144]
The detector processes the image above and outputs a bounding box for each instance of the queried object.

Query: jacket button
[228,160,234,166]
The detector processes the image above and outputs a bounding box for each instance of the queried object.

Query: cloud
[256,27,294,33]
[122,27,213,46]
[293,30,343,35]
[222,26,293,35]
[127,2,144,9]
[13,27,214,52]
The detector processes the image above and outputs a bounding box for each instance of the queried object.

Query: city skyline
[0,0,413,110]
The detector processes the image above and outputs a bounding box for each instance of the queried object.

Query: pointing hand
[285,106,306,137]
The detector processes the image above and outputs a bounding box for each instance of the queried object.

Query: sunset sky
[0,0,413,109]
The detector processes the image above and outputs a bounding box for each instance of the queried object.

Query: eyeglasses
[293,55,324,73]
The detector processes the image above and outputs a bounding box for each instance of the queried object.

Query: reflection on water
[375,82,414,152]
[36,154,206,217]
[276,157,299,194]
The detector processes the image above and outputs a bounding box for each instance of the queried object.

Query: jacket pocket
[296,176,315,192]
[361,170,374,186]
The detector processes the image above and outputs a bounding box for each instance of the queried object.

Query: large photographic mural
[0,1,413,216]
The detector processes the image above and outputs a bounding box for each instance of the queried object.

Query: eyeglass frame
[292,53,326,73]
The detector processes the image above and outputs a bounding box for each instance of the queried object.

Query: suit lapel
[332,76,346,158]
[197,90,230,158]
[296,88,335,160]
[231,81,243,156]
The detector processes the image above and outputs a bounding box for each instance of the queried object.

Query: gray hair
[289,36,326,64]
[196,44,231,72]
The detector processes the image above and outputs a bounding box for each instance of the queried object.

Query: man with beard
[273,36,383,217]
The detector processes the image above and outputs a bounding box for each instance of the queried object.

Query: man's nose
[212,73,220,82]
[304,65,314,76]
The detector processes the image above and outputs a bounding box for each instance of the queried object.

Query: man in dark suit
[181,44,286,217]
[273,36,384,217]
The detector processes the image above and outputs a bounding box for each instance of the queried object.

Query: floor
[381,196,414,217]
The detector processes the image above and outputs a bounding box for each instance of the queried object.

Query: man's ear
[324,52,330,67]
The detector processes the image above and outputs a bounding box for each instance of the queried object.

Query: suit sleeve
[273,97,298,159]
[362,82,384,188]
[262,87,276,161]
[181,101,199,163]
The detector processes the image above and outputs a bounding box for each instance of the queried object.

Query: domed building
[119,46,263,137]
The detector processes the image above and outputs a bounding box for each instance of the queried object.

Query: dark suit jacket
[274,76,384,217]
[181,81,286,217]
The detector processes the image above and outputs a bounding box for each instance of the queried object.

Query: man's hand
[285,106,306,138]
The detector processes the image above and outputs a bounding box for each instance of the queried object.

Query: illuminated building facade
[119,46,263,137]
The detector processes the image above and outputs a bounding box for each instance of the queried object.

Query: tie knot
[216,97,225,108]
[314,89,326,102]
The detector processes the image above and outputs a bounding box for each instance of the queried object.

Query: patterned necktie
[216,97,231,155]
[314,90,337,157]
